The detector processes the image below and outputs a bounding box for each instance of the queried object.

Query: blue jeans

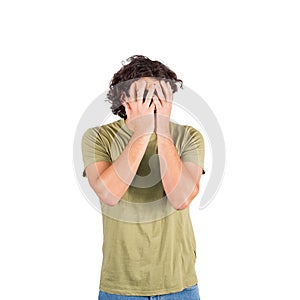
[98,284,200,300]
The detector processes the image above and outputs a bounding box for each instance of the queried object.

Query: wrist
[131,130,152,142]
[155,114,170,135]
[156,131,173,143]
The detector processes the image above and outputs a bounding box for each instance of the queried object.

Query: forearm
[94,132,151,206]
[157,135,199,210]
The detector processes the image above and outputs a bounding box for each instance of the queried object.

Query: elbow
[92,179,122,207]
[95,189,120,207]
[176,184,200,210]
[176,198,191,210]
[96,192,119,207]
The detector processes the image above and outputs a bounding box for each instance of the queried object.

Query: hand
[153,80,173,138]
[122,79,156,136]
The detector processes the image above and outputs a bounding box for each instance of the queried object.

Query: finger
[153,95,162,109]
[136,79,147,101]
[155,82,166,101]
[144,83,156,106]
[166,81,173,102]
[160,80,173,103]
[123,102,131,119]
[127,81,136,103]
[148,99,156,112]
[123,101,131,112]
[120,91,126,105]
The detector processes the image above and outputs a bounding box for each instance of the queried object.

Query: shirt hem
[99,278,198,296]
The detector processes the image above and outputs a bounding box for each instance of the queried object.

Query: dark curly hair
[106,55,183,119]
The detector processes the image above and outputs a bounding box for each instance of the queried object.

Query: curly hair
[106,55,183,119]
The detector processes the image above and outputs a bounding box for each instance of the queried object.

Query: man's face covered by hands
[121,77,174,136]
[123,77,173,111]
[139,77,160,110]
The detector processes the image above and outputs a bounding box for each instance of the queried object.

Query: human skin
[84,78,156,206]
[152,79,203,210]
[84,77,202,209]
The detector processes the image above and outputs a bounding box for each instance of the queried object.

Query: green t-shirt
[81,118,205,296]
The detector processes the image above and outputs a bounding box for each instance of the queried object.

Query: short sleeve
[180,126,205,174]
[81,127,112,177]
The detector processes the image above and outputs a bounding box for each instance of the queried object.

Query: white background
[1,1,299,299]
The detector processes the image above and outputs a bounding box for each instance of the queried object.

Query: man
[81,55,205,299]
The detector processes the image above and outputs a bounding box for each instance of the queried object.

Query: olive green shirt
[81,118,205,296]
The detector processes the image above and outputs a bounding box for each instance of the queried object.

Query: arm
[153,80,203,210]
[85,133,152,206]
[157,135,202,210]
[84,80,156,206]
